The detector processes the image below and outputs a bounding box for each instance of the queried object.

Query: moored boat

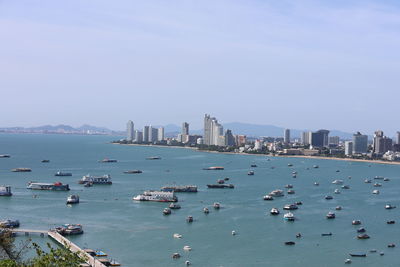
[247,171,255,176]
[79,174,112,185]
[203,166,224,170]
[163,208,172,215]
[55,224,83,235]
[284,212,295,221]
[41,159,50,163]
[169,203,181,209]
[269,189,284,197]
[124,170,142,174]
[186,216,193,223]
[263,195,273,201]
[213,202,221,209]
[283,204,298,210]
[161,185,198,193]
[55,171,72,177]
[0,186,12,196]
[66,195,79,204]
[207,184,234,189]
[27,182,70,191]
[0,154,10,158]
[146,156,161,160]
[326,212,335,219]
[270,208,279,215]
[12,168,31,172]
[133,191,178,202]
[99,158,117,163]
[203,207,209,214]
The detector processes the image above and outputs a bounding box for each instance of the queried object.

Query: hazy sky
[1,0,399,134]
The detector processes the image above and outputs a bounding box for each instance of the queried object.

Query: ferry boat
[99,158,117,163]
[161,185,198,193]
[79,174,112,184]
[0,219,20,228]
[146,156,161,160]
[0,186,12,196]
[123,170,142,174]
[55,224,83,235]
[268,189,284,197]
[55,171,72,177]
[203,166,224,170]
[133,191,178,202]
[12,168,31,172]
[66,195,79,204]
[27,182,70,191]
[207,184,234,189]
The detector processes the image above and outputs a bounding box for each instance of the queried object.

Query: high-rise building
[224,129,235,146]
[182,122,189,136]
[143,126,149,143]
[203,114,213,145]
[301,132,311,145]
[373,130,392,154]
[157,127,164,141]
[284,129,290,144]
[203,114,224,146]
[126,120,134,141]
[397,131,400,145]
[148,126,158,143]
[352,132,368,154]
[134,130,143,143]
[328,136,340,146]
[310,130,330,148]
[345,141,353,156]
[235,135,247,146]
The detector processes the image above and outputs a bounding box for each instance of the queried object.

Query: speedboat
[314,182,319,186]
[357,227,366,233]
[263,195,274,201]
[357,234,370,239]
[213,202,221,209]
[373,183,382,187]
[283,204,298,210]
[247,171,255,176]
[364,179,372,183]
[332,179,343,185]
[385,204,396,210]
[345,259,352,264]
[326,212,335,219]
[388,243,396,248]
[334,189,340,194]
[66,195,79,204]
[374,176,384,180]
[287,189,295,195]
[288,163,293,167]
[325,195,333,200]
[183,245,192,251]
[313,165,319,168]
[163,208,172,215]
[372,190,379,194]
[284,212,295,221]
[169,203,181,209]
[341,185,350,189]
[285,184,293,189]
[352,220,362,225]
[172,253,181,259]
[383,178,390,181]
[270,208,280,215]
[268,189,284,197]
[335,206,342,210]
[284,241,295,245]
[173,233,182,239]
[0,219,20,228]
[203,207,209,214]
[186,216,193,223]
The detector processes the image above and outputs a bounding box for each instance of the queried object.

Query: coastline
[112,143,400,165]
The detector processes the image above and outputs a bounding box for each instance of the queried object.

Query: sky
[0,0,399,135]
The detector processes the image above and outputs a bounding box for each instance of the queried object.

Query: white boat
[283,204,298,210]
[163,208,172,215]
[183,245,192,251]
[133,191,178,202]
[270,208,280,215]
[334,189,341,194]
[0,186,12,196]
[263,195,274,201]
[385,204,396,210]
[27,182,70,191]
[213,202,221,209]
[374,183,382,187]
[173,233,182,239]
[372,190,380,194]
[314,182,319,186]
[0,219,20,228]
[66,195,79,204]
[79,174,112,185]
[268,189,284,197]
[326,212,335,219]
[203,207,209,214]
[364,179,372,183]
[332,179,343,185]
[284,212,295,221]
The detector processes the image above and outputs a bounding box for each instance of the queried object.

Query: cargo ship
[161,185,198,193]
[27,182,70,191]
[133,191,178,202]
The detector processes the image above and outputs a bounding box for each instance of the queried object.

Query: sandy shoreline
[113,143,400,166]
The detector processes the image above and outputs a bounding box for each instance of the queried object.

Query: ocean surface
[1,133,399,267]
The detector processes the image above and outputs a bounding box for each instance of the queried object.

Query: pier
[11,229,107,267]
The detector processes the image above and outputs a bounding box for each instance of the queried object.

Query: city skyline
[1,0,400,133]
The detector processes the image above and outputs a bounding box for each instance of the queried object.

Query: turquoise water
[1,133,399,267]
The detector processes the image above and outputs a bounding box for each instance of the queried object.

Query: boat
[172,253,181,259]
[66,195,79,204]
[263,195,273,201]
[95,251,108,257]
[374,176,384,180]
[314,182,319,186]
[341,185,350,189]
[383,178,390,181]
[55,171,72,176]
[295,201,303,205]
[203,207,209,214]
[11,168,31,172]
[270,208,279,215]
[349,253,366,257]
[0,219,20,228]
[109,260,121,266]
[163,208,172,215]
[283,212,295,221]
[287,189,295,194]
[185,260,191,266]
[285,184,293,189]
[296,233,302,238]
[387,220,395,224]
[251,164,257,167]
[292,171,297,175]
[336,170,340,172]
[388,243,396,248]
[217,179,225,184]
[183,245,192,251]
[0,186,12,196]
[313,165,319,168]
[321,232,332,236]
[79,174,112,185]
[0,154,10,158]
[84,182,93,187]
[55,224,83,235]
[224,177,230,181]
[345,259,352,264]
[83,249,96,256]
[169,203,181,209]
[352,220,362,225]
[213,202,221,209]
[385,204,396,209]
[373,183,382,187]
[284,241,295,245]
[288,163,293,167]
[364,179,372,183]
[292,174,297,178]
[186,216,193,223]
[161,185,198,193]
[326,212,335,219]
[203,166,224,170]
[99,158,117,163]
[325,195,333,200]
[283,204,298,210]
[332,179,343,185]
[27,182,70,191]
[372,189,380,194]
[41,160,50,163]
[357,227,366,233]
[334,189,340,194]
[335,206,342,210]
[146,156,161,160]
[123,170,142,174]
[268,189,284,197]
[232,230,236,235]
[207,184,234,189]
[357,234,370,239]
[173,233,182,239]
[133,191,178,202]
[247,171,255,176]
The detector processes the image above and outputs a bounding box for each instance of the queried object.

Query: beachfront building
[397,131,400,144]
[157,127,164,141]
[310,130,330,148]
[126,120,134,141]
[284,129,290,144]
[352,132,368,154]
[225,129,235,146]
[235,135,247,146]
[181,122,189,143]
[329,136,340,146]
[301,132,311,145]
[134,130,143,143]
[345,141,353,156]
[143,126,150,143]
[373,130,393,154]
[203,114,225,146]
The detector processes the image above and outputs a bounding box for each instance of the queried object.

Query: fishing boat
[263,195,274,201]
[341,185,350,189]
[325,195,333,200]
[0,186,12,196]
[27,182,70,191]
[95,251,108,257]
[352,220,362,225]
[357,227,366,233]
[133,191,178,202]
[364,179,372,183]
[334,189,340,194]
[55,171,72,176]
[66,195,79,204]
[287,189,295,194]
[213,202,221,209]
[285,184,293,189]
[326,212,335,219]
[99,158,117,163]
[283,204,298,210]
[385,204,396,210]
[270,208,280,215]
[203,207,209,214]
[335,206,342,210]
[357,234,370,239]
[207,184,234,189]
[373,183,382,187]
[123,170,142,174]
[203,166,224,170]
[11,168,31,172]
[79,174,112,185]
[387,220,395,224]
[186,216,193,223]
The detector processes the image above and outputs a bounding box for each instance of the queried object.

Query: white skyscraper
[345,141,353,156]
[148,126,158,143]
[284,129,290,144]
[126,120,134,141]
[134,130,143,143]
[203,114,224,146]
[158,127,164,141]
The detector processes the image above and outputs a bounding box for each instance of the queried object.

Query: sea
[0,133,399,267]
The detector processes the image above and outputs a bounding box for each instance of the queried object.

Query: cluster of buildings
[124,116,400,161]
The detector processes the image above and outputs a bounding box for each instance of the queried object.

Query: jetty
[11,229,107,267]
